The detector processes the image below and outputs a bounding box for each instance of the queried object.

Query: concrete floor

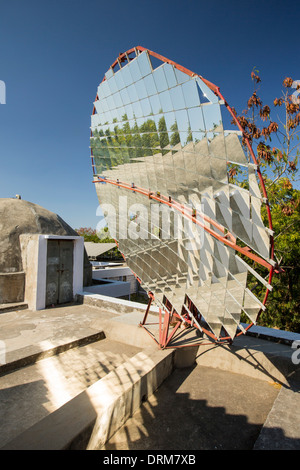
[104,364,280,450]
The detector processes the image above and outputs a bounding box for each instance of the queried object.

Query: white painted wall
[83,279,131,298]
[92,266,139,294]
[20,234,84,311]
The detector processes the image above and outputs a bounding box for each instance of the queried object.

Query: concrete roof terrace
[0,294,299,451]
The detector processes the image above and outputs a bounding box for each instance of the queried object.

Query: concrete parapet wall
[76,292,159,316]
[83,280,131,299]
[0,272,25,303]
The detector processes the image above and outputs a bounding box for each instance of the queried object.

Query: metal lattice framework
[90,46,276,349]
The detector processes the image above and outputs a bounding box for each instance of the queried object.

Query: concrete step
[0,303,121,375]
[0,302,146,448]
[0,337,142,448]
[0,329,105,375]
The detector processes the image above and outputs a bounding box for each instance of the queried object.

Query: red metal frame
[91,46,276,347]
[139,293,234,349]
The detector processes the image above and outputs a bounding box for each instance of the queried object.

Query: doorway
[46,239,74,306]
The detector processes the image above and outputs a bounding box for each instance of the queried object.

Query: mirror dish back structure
[90,46,275,349]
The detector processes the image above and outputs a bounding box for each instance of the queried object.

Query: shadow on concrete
[194,337,300,391]
[254,426,300,450]
[65,336,300,451]
[102,364,285,450]
[0,379,50,447]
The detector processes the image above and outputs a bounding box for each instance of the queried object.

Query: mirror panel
[136,51,152,77]
[153,67,168,93]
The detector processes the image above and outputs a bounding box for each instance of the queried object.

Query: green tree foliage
[232,70,300,332]
[76,227,121,259]
[75,226,115,243]
[261,179,300,331]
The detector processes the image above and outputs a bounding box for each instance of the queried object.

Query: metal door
[46,240,74,306]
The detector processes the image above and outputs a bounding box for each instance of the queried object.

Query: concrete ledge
[195,335,300,386]
[240,323,300,346]
[1,347,175,450]
[88,298,299,385]
[254,382,300,449]
[0,302,28,314]
[1,330,299,450]
[0,330,105,375]
[76,292,159,316]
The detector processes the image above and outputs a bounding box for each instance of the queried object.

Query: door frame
[45,238,75,307]
[32,235,84,310]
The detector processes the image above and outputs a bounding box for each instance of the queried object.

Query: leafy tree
[76,226,114,243]
[76,227,121,259]
[231,70,300,332]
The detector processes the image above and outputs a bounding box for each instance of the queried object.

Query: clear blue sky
[0,0,299,230]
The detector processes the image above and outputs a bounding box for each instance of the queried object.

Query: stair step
[0,337,142,449]
[0,330,105,375]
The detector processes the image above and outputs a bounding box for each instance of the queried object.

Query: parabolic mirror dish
[90,46,275,346]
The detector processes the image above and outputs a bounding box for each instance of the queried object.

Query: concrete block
[174,346,200,368]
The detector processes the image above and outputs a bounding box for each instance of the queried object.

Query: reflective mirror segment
[90,47,275,346]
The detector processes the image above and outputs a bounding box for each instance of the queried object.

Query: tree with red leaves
[231,69,300,331]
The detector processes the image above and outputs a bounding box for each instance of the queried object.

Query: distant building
[83,241,147,300]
